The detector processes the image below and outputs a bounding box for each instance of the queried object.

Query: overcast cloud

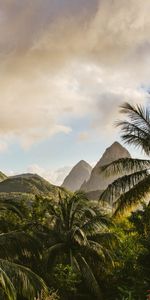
[0,0,150,151]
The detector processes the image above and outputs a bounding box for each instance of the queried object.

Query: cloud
[0,0,150,149]
[27,164,72,185]
[0,141,8,153]
[78,131,90,142]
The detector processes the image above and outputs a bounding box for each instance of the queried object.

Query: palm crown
[44,192,116,299]
[100,102,150,217]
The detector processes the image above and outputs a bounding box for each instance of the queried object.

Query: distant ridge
[0,173,63,196]
[81,141,131,193]
[62,160,92,192]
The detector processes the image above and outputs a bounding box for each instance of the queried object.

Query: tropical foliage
[42,192,117,299]
[100,102,150,216]
[1,101,150,299]
[0,199,48,300]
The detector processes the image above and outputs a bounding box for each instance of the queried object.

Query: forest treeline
[0,102,150,300]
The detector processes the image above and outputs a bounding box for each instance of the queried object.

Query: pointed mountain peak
[62,160,92,192]
[111,141,122,147]
[81,141,131,193]
[104,141,128,153]
[108,141,128,150]
[76,160,91,167]
[99,141,131,166]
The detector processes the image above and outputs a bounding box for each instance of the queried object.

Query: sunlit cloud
[0,0,150,151]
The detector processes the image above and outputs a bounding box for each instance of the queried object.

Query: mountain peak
[105,141,129,152]
[107,141,129,151]
[62,160,92,192]
[77,160,91,167]
[110,141,123,147]
[80,141,131,193]
[98,141,131,167]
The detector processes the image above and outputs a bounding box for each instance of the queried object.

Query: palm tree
[43,192,116,299]
[100,102,150,217]
[0,198,48,299]
[0,260,48,300]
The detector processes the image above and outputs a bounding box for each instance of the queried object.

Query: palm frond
[0,268,16,300]
[88,240,114,266]
[73,227,88,246]
[58,196,68,229]
[0,199,23,218]
[78,243,106,264]
[100,169,149,204]
[89,232,118,250]
[0,259,48,300]
[45,243,66,267]
[81,214,111,234]
[116,120,150,136]
[113,174,150,217]
[76,254,103,299]
[68,192,88,229]
[120,102,150,130]
[118,102,150,154]
[122,134,150,155]
[0,231,42,261]
[100,158,150,176]
[116,120,150,154]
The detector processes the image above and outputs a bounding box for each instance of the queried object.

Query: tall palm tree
[44,192,116,300]
[100,102,150,217]
[0,198,48,299]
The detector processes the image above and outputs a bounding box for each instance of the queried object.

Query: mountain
[62,160,92,192]
[0,173,64,197]
[0,171,7,182]
[81,142,131,193]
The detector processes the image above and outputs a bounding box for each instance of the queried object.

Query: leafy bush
[35,290,59,300]
[53,264,80,295]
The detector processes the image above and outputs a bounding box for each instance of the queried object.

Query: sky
[0,0,150,185]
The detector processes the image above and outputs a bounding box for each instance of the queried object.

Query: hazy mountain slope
[0,171,7,182]
[81,142,131,193]
[85,190,103,201]
[62,160,92,192]
[0,173,64,197]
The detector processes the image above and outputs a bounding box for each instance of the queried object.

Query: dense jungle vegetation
[1,102,150,300]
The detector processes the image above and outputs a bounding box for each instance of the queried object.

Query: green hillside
[0,173,65,198]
